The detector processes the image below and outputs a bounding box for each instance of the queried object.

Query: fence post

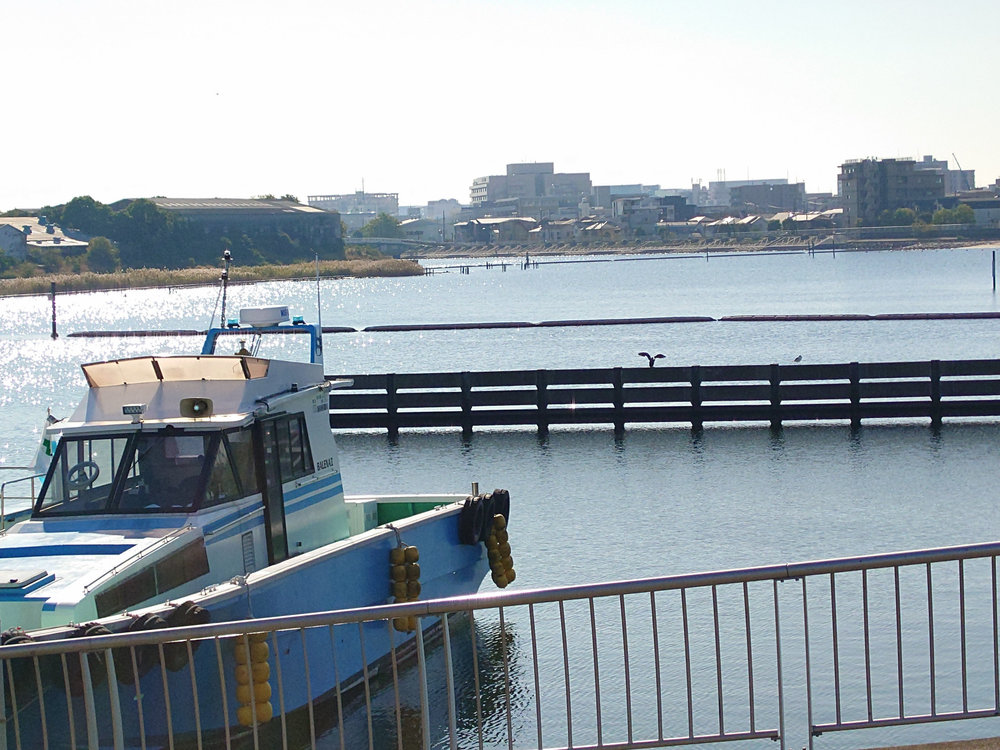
[50,281,58,339]
[930,359,942,428]
[849,362,861,429]
[612,367,624,434]
[461,371,473,439]
[536,369,549,435]
[690,365,702,431]
[386,373,399,440]
[770,363,781,430]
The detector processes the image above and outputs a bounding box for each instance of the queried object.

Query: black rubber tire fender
[478,493,496,543]
[491,488,510,523]
[458,495,486,545]
[65,623,112,696]
[162,601,210,672]
[114,613,168,684]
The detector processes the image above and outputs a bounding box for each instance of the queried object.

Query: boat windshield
[35,428,256,516]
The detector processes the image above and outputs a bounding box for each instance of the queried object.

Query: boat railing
[4,540,1000,749]
[0,468,43,530]
[81,525,196,593]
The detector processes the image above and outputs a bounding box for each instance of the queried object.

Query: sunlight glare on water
[5,248,1000,747]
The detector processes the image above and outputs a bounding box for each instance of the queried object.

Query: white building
[0,217,88,260]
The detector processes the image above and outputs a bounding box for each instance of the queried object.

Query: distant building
[952,189,1000,227]
[612,196,661,236]
[453,217,537,243]
[538,218,579,243]
[837,158,945,227]
[0,224,29,259]
[609,195,697,235]
[913,155,975,195]
[0,217,88,260]
[469,163,591,219]
[152,198,342,253]
[307,191,398,232]
[729,183,806,213]
[806,192,839,212]
[590,184,660,216]
[423,199,463,223]
[707,179,788,208]
[398,218,445,243]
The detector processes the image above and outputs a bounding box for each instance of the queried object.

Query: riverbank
[0,257,423,297]
[406,236,1000,260]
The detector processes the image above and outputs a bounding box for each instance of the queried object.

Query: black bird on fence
[638,352,665,368]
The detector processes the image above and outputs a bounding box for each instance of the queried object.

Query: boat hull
[3,501,491,748]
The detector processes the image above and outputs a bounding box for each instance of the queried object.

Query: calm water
[3,246,1000,747]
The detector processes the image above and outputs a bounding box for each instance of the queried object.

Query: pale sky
[3,0,998,211]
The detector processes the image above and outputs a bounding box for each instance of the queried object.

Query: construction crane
[952,153,970,192]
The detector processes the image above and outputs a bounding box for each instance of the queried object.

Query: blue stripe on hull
[8,505,489,749]
[0,543,133,558]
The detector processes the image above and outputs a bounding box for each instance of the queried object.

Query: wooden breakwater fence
[327,358,1000,436]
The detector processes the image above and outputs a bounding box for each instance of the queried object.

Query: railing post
[849,362,861,429]
[536,370,549,436]
[773,580,787,750]
[0,652,6,750]
[50,281,58,340]
[770,363,781,430]
[690,365,702,431]
[386,374,399,440]
[930,359,942,427]
[612,367,624,434]
[415,621,432,750]
[460,371,473,439]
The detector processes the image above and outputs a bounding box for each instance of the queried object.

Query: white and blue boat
[0,302,509,747]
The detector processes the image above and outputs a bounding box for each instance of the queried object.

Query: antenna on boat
[314,252,324,368]
[219,249,232,329]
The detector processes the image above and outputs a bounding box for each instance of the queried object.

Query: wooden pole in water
[50,281,58,339]
[993,250,996,292]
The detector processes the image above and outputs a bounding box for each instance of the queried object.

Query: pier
[327,357,1000,436]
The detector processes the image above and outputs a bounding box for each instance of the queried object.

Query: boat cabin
[0,314,350,630]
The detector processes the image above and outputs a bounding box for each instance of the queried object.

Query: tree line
[871,204,975,227]
[1,196,346,277]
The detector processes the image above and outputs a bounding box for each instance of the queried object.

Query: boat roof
[62,355,329,432]
[82,355,270,387]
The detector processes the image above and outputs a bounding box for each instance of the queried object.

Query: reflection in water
[310,613,528,750]
[452,614,529,747]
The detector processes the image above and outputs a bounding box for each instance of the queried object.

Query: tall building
[837,158,945,227]
[469,163,591,218]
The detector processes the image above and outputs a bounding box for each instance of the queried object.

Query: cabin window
[276,413,313,482]
[116,433,206,512]
[37,435,132,515]
[36,428,262,517]
[94,538,209,617]
[204,437,239,508]
[225,426,258,497]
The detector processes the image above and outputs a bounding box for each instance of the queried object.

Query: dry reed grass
[0,258,422,297]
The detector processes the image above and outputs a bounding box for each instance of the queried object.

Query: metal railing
[0,469,42,530]
[4,541,1000,749]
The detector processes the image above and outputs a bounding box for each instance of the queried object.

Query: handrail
[81,525,196,592]
[0,471,43,530]
[9,538,1000,655]
[5,538,1000,750]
